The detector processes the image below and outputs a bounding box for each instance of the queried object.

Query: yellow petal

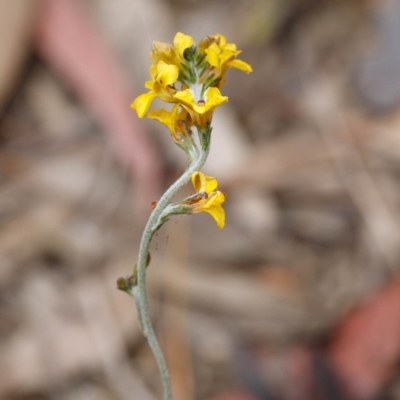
[224,43,238,52]
[191,171,204,192]
[148,104,180,138]
[145,80,155,90]
[156,61,179,86]
[202,87,228,112]
[229,58,253,73]
[199,192,226,229]
[204,176,218,193]
[191,171,218,193]
[173,32,194,58]
[148,108,174,132]
[173,89,196,109]
[131,91,158,118]
[205,43,221,68]
[219,48,241,66]
[149,63,158,80]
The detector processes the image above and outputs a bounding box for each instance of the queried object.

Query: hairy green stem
[136,146,209,400]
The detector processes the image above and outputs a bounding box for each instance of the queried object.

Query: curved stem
[136,146,209,400]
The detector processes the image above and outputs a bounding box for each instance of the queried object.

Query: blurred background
[2,0,400,399]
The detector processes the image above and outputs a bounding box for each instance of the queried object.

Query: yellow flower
[149,60,179,86]
[188,171,226,228]
[151,42,179,66]
[151,32,194,67]
[148,104,193,143]
[131,61,179,117]
[201,33,252,76]
[206,43,252,73]
[173,87,228,126]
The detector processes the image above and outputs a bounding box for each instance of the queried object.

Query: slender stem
[136,146,209,400]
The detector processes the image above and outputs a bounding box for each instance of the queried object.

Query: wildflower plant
[117,32,251,400]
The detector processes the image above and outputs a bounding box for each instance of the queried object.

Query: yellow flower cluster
[131,33,252,228]
[131,32,252,145]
